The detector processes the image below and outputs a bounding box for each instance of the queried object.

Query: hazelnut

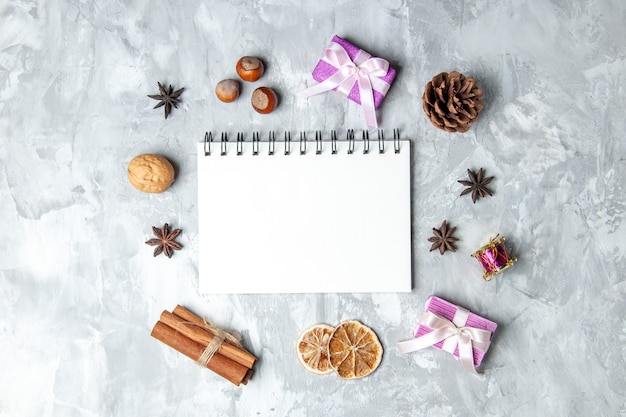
[127,154,175,193]
[236,56,265,82]
[251,87,278,114]
[215,79,240,102]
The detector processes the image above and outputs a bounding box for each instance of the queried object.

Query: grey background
[1,1,625,416]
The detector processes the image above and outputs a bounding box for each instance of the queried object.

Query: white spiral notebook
[197,131,412,294]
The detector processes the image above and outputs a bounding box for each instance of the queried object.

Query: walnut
[127,154,175,193]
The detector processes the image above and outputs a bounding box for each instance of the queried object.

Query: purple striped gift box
[414,296,497,367]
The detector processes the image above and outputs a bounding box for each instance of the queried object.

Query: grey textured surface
[1,1,625,416]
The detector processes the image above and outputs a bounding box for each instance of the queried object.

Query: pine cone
[422,71,484,133]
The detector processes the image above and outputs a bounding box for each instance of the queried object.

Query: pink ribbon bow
[397,310,493,375]
[297,41,390,128]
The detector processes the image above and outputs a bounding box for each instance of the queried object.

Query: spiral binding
[236,132,244,156]
[300,132,306,155]
[284,132,291,155]
[315,131,323,155]
[363,130,370,154]
[252,131,260,155]
[347,129,355,154]
[221,132,228,156]
[268,131,276,155]
[204,129,402,156]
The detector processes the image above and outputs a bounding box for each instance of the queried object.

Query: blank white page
[197,138,412,294]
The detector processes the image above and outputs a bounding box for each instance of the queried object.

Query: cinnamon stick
[150,321,252,386]
[160,310,256,369]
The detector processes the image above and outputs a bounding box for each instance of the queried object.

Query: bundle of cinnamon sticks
[151,305,256,386]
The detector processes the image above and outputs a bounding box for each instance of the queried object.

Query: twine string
[180,318,250,368]
[196,332,226,367]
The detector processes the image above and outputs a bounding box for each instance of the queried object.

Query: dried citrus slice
[296,324,334,375]
[328,320,383,379]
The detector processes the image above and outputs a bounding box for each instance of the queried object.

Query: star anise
[458,168,494,204]
[147,82,185,119]
[145,223,183,258]
[428,220,459,255]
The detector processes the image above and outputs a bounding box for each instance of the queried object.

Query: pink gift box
[414,296,497,367]
[310,35,396,109]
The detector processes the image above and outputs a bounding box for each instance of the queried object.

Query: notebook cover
[197,139,411,294]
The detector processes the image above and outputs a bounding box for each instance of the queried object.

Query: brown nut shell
[127,154,175,193]
[215,79,240,103]
[236,56,265,82]
[251,87,278,114]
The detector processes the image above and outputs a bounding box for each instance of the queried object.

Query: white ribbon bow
[397,311,492,375]
[296,41,390,128]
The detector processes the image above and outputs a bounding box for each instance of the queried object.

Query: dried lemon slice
[328,320,383,379]
[296,324,334,375]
